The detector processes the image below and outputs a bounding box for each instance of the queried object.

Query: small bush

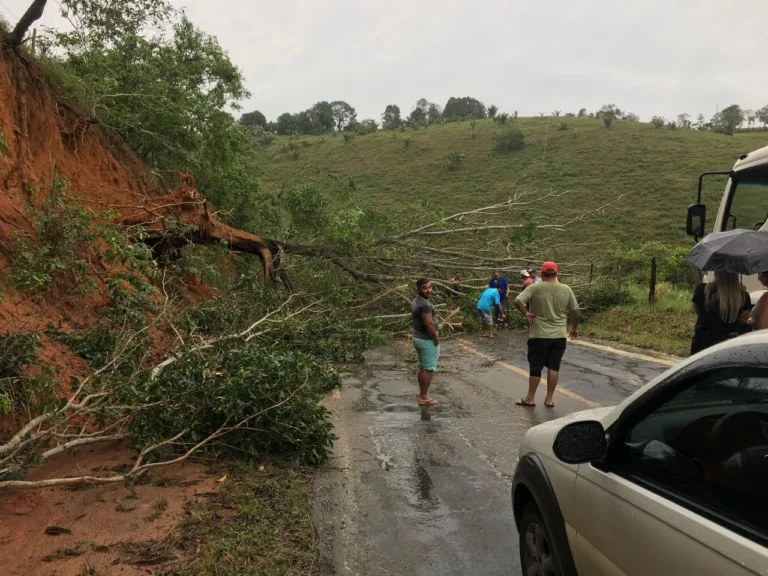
[558,120,568,131]
[493,125,525,153]
[651,116,665,129]
[0,331,43,415]
[580,280,631,310]
[667,121,678,130]
[443,151,465,171]
[603,115,613,128]
[403,137,412,148]
[342,133,355,143]
[127,340,340,464]
[301,140,311,148]
[10,175,155,294]
[289,149,301,160]
[495,112,509,125]
[258,133,275,146]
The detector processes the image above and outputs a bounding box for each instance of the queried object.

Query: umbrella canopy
[685,229,768,275]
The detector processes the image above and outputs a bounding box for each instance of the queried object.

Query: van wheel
[519,502,559,576]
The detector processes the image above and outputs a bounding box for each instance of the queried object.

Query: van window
[725,179,768,231]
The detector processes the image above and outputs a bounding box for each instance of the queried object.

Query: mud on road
[313,332,673,576]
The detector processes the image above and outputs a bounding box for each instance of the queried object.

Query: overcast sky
[2,0,766,122]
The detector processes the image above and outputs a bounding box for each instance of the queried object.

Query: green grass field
[253,118,767,354]
[254,118,768,257]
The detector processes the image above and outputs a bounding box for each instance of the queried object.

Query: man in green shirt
[513,261,579,408]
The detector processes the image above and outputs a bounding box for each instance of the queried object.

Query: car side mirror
[553,421,607,464]
[686,203,706,238]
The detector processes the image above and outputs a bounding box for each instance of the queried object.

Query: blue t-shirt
[489,276,509,298]
[477,287,501,313]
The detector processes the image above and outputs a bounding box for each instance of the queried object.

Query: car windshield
[657,374,768,412]
[724,175,768,231]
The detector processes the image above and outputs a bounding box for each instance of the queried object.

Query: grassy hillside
[254,118,768,258]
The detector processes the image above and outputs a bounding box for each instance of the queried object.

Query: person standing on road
[690,271,752,355]
[513,262,579,408]
[489,270,510,325]
[412,278,440,406]
[477,286,505,338]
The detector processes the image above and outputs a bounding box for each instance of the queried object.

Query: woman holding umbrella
[690,272,752,355]
[685,228,768,354]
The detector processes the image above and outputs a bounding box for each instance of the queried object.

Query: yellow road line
[570,340,678,367]
[454,339,602,408]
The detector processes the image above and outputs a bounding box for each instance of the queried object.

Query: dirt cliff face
[0,39,276,428]
[0,38,275,331]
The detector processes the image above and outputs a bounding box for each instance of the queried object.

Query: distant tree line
[239,98,768,137]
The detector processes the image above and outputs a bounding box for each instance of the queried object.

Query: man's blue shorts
[413,337,440,371]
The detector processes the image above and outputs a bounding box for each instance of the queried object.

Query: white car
[512,331,768,576]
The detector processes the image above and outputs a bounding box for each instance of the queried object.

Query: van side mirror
[686,204,706,238]
[553,421,607,464]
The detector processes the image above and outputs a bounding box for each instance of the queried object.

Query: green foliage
[0,332,40,415]
[44,0,262,232]
[443,151,465,171]
[607,241,699,288]
[580,280,630,310]
[10,175,155,294]
[382,104,402,130]
[603,115,613,128]
[356,119,378,135]
[0,129,8,157]
[651,116,665,129]
[558,120,568,131]
[494,112,509,125]
[667,121,678,130]
[443,96,487,120]
[127,340,339,464]
[713,104,744,135]
[342,132,355,143]
[402,137,412,148]
[488,105,498,118]
[493,125,525,153]
[240,110,266,128]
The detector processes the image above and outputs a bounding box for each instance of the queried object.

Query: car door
[572,367,768,576]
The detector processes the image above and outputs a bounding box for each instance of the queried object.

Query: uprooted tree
[0,0,620,489]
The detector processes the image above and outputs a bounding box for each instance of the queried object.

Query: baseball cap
[541,261,558,274]
[520,269,530,277]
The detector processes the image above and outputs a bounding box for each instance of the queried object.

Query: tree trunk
[8,0,48,48]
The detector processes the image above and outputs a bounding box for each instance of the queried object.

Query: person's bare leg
[489,323,494,338]
[545,369,559,406]
[523,375,540,404]
[418,369,434,402]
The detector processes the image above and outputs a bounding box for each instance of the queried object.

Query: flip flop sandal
[545,402,555,408]
[516,399,536,407]
[418,398,438,406]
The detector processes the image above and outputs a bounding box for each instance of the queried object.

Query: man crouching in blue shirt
[477,286,505,338]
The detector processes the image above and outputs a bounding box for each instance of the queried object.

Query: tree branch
[8,0,48,48]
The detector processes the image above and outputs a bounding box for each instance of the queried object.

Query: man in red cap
[513,261,579,408]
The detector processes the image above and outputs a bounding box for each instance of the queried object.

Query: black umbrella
[685,229,768,275]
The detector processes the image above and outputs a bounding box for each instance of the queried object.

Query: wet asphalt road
[313,332,676,576]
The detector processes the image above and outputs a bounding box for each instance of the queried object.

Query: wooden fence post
[649,257,657,304]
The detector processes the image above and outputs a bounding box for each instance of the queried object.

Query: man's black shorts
[527,338,567,377]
